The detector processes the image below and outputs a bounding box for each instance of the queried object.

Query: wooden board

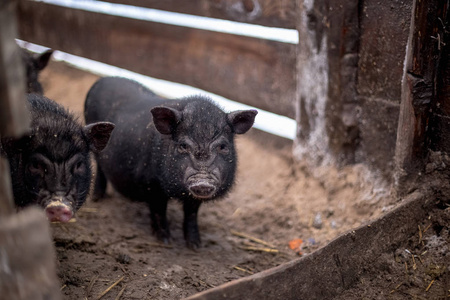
[17,1,296,118]
[0,0,29,138]
[0,207,62,300]
[395,0,449,193]
[104,0,296,29]
[187,190,431,299]
[0,0,29,216]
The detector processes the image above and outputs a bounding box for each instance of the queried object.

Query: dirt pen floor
[38,61,448,299]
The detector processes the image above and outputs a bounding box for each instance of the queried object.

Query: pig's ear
[35,49,53,71]
[151,106,182,135]
[227,110,258,134]
[84,122,115,153]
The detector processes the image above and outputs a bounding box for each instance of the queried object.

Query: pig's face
[152,98,257,201]
[170,130,236,200]
[23,151,91,222]
[20,119,114,222]
[2,95,114,222]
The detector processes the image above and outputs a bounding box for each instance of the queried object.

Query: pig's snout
[189,181,217,199]
[45,201,73,222]
[187,173,218,199]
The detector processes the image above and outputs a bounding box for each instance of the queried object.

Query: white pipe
[32,0,299,44]
[17,40,297,140]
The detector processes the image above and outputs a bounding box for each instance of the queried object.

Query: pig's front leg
[92,163,107,201]
[148,192,170,244]
[183,200,202,249]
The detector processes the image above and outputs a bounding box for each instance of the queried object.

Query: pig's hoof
[161,237,171,245]
[185,237,201,249]
[154,228,171,244]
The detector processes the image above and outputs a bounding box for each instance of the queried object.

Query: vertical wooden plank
[0,207,62,300]
[394,0,448,192]
[0,158,14,217]
[428,4,450,153]
[0,0,29,216]
[356,0,412,180]
[0,0,29,138]
[0,2,62,299]
[294,0,361,166]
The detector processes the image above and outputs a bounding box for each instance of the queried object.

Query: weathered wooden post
[395,0,450,194]
[0,0,62,299]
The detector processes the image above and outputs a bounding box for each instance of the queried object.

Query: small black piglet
[1,94,114,222]
[84,77,257,248]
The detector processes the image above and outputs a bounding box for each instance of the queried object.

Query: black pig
[84,77,257,248]
[20,48,53,94]
[0,94,114,222]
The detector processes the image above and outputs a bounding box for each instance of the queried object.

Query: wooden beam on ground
[186,190,432,299]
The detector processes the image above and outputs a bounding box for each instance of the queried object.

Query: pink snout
[188,182,217,199]
[45,204,73,223]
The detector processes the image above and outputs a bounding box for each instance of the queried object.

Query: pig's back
[84,77,169,199]
[84,77,166,124]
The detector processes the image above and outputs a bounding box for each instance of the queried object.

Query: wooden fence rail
[17,0,297,118]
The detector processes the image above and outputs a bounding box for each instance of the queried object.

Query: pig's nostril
[45,205,73,223]
[189,184,216,199]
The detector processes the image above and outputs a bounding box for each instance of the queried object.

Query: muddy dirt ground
[37,60,448,300]
[335,201,450,300]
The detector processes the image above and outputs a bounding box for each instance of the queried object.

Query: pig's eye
[73,161,85,174]
[28,161,45,176]
[218,144,230,155]
[178,143,190,154]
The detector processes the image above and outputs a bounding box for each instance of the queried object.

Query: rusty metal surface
[17,1,296,118]
[104,0,296,29]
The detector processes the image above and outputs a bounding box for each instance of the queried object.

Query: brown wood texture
[428,4,450,153]
[0,158,14,217]
[0,0,29,138]
[17,1,296,118]
[103,0,296,29]
[395,0,449,191]
[0,0,29,217]
[0,207,62,300]
[295,0,364,166]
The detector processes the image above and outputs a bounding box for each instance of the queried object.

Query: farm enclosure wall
[16,0,450,189]
[3,0,449,299]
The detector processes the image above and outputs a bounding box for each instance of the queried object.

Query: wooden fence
[17,0,297,119]
[15,0,450,191]
[1,1,61,299]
